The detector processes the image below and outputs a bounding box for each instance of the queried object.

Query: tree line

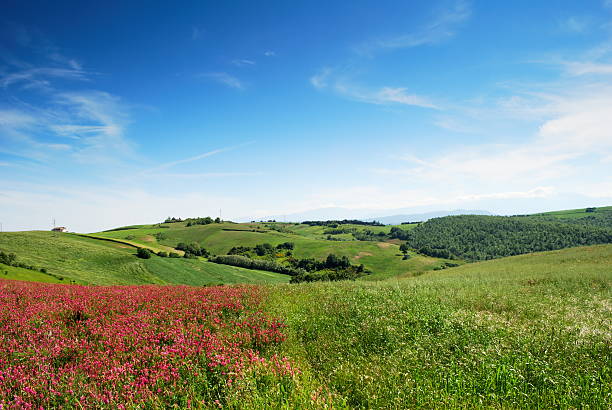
[403,215,612,261]
[163,216,222,226]
[303,219,384,227]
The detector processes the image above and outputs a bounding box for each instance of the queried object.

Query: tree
[399,243,409,254]
[136,248,152,259]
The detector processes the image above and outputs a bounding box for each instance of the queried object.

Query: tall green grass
[262,245,611,407]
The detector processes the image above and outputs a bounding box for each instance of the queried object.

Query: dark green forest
[405,215,612,261]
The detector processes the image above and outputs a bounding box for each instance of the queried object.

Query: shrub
[157,251,168,258]
[136,248,152,259]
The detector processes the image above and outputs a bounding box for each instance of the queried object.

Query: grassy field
[92,221,445,279]
[0,263,64,283]
[532,205,612,219]
[262,244,612,407]
[0,231,289,285]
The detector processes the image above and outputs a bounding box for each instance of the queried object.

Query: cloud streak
[356,0,471,55]
[199,72,244,89]
[311,68,437,108]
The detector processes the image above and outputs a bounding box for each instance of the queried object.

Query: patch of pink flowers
[0,279,296,407]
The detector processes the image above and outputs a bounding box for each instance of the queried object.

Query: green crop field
[0,231,289,285]
[262,244,612,407]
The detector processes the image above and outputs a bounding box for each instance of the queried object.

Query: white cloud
[140,142,255,177]
[231,59,255,67]
[563,61,612,75]
[309,68,331,89]
[200,72,244,89]
[311,69,436,108]
[356,0,471,55]
[372,87,437,108]
[264,51,276,57]
[0,67,88,89]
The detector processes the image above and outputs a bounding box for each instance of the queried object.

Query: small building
[52,227,67,233]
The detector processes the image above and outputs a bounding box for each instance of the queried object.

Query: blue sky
[1,0,612,232]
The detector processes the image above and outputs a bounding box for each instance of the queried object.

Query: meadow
[0,244,609,407]
[262,244,612,407]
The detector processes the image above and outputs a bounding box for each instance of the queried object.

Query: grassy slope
[93,222,446,279]
[0,263,64,283]
[532,205,612,219]
[0,231,289,285]
[264,244,611,407]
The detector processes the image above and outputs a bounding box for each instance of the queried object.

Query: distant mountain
[365,210,493,225]
[246,207,492,224]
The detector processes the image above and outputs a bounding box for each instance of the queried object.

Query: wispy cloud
[356,0,471,55]
[309,68,331,89]
[231,59,255,67]
[141,142,255,176]
[199,72,244,89]
[310,68,437,108]
[0,67,89,89]
[264,50,276,57]
[148,171,262,179]
[562,61,612,75]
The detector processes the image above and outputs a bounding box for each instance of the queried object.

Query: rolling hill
[0,231,289,285]
[90,220,450,281]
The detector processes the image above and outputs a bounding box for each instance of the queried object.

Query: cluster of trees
[156,251,180,258]
[209,255,301,276]
[210,244,367,284]
[288,254,365,283]
[323,227,355,235]
[288,254,356,271]
[303,219,384,227]
[389,227,411,241]
[175,242,210,258]
[352,230,388,241]
[0,250,47,273]
[228,242,294,257]
[404,215,612,261]
[163,216,223,226]
[186,217,222,227]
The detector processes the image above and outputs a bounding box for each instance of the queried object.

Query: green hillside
[0,263,64,283]
[263,244,612,407]
[0,231,289,285]
[92,221,448,280]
